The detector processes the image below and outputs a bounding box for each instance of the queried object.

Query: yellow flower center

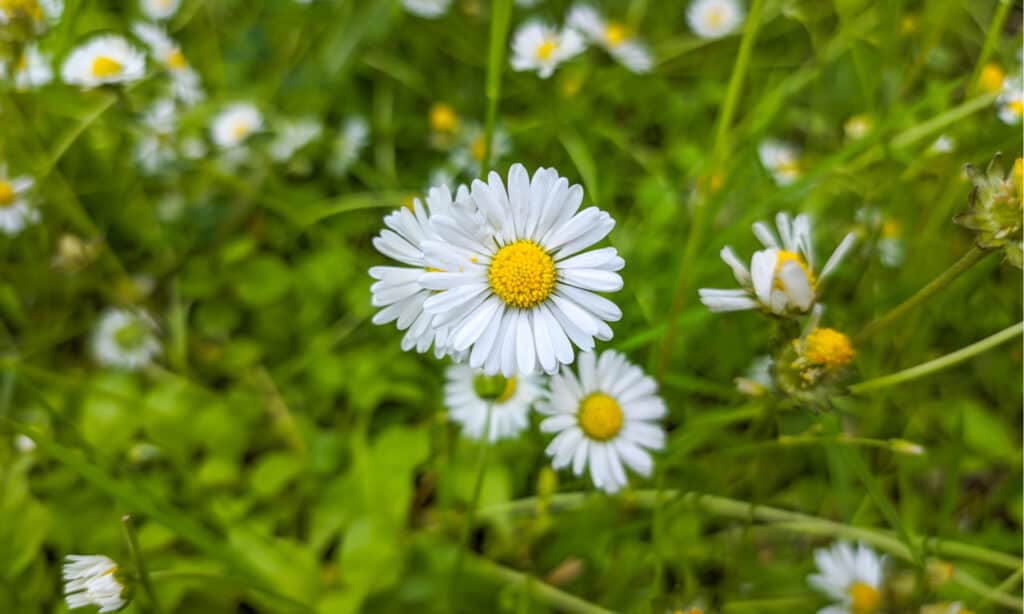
[578,393,624,441]
[231,121,251,141]
[1009,99,1024,118]
[773,250,815,289]
[429,103,458,133]
[706,6,725,27]
[605,22,627,47]
[0,181,15,207]
[776,159,801,178]
[488,240,557,308]
[882,220,900,238]
[166,48,187,70]
[91,56,123,78]
[471,135,486,162]
[803,327,855,370]
[16,53,28,71]
[401,195,416,211]
[848,581,881,614]
[536,39,558,60]
[978,63,1005,94]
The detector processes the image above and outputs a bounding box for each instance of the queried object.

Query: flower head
[402,0,451,18]
[686,0,744,40]
[567,4,653,73]
[63,554,128,613]
[957,153,1023,267]
[843,114,873,142]
[61,35,146,89]
[140,0,181,20]
[808,542,886,614]
[449,122,510,177]
[135,98,178,174]
[0,164,39,235]
[978,62,1004,94]
[538,350,665,493]
[0,0,62,35]
[210,102,263,149]
[328,116,369,177]
[735,355,775,397]
[269,117,322,163]
[3,43,53,89]
[758,139,801,186]
[131,22,204,104]
[91,307,161,370]
[444,365,545,441]
[997,76,1022,125]
[510,21,586,79]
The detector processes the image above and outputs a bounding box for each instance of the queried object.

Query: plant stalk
[122,515,161,613]
[481,0,513,174]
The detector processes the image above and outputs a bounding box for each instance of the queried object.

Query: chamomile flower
[402,0,451,18]
[538,350,665,494]
[510,21,586,79]
[420,164,624,376]
[135,98,177,173]
[444,365,545,441]
[996,76,1022,125]
[131,22,204,104]
[568,4,653,74]
[61,35,146,89]
[698,212,856,317]
[450,122,510,177]
[0,165,39,235]
[268,117,322,162]
[91,307,161,371]
[140,0,180,20]
[63,555,128,613]
[0,0,62,33]
[210,102,263,149]
[686,0,744,40]
[758,139,802,186]
[3,44,53,89]
[328,116,369,177]
[808,542,886,614]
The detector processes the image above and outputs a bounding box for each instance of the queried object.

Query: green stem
[951,567,1023,610]
[122,515,161,613]
[849,322,1023,394]
[449,404,494,606]
[857,246,990,341]
[967,0,1013,96]
[481,0,513,174]
[980,567,1024,607]
[468,555,614,614]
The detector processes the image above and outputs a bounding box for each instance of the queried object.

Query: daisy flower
[135,98,177,174]
[61,35,146,89]
[808,542,886,614]
[0,0,62,32]
[686,0,745,40]
[567,4,653,74]
[929,134,955,154]
[63,555,128,613]
[537,350,665,494]
[91,307,161,370]
[997,76,1022,125]
[0,165,39,235]
[268,117,322,162]
[510,21,586,79]
[140,0,181,20]
[210,102,263,149]
[420,164,624,376]
[843,114,872,141]
[131,22,204,104]
[428,167,456,192]
[449,122,510,177]
[402,0,451,18]
[3,44,53,90]
[735,355,774,396]
[15,433,36,453]
[758,139,802,186]
[444,365,545,441]
[328,116,369,177]
[698,212,856,317]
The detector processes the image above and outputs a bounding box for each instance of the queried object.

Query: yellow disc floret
[536,39,557,60]
[578,393,624,441]
[429,103,458,134]
[773,249,815,289]
[166,48,188,70]
[605,22,627,48]
[488,240,557,308]
[91,56,123,78]
[848,581,881,614]
[0,181,15,207]
[978,63,1005,94]
[803,327,855,370]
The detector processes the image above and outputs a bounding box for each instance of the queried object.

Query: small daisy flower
[63,555,128,613]
[698,212,857,317]
[0,165,39,235]
[929,134,955,154]
[140,0,181,20]
[450,122,510,177]
[428,167,456,192]
[788,324,855,388]
[135,98,177,174]
[538,350,665,494]
[686,0,744,40]
[510,21,586,79]
[808,542,886,614]
[567,4,653,74]
[91,307,161,370]
[843,114,873,141]
[4,44,53,90]
[996,76,1022,125]
[758,139,802,186]
[444,365,545,441]
[61,35,146,89]
[15,433,36,453]
[402,0,451,18]
[131,22,204,104]
[328,116,369,177]
[0,0,62,33]
[735,355,775,396]
[421,164,625,376]
[268,117,322,163]
[210,102,263,149]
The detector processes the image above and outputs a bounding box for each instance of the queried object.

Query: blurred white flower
[15,434,36,453]
[758,139,801,186]
[699,212,856,317]
[131,22,204,104]
[997,76,1022,125]
[687,0,744,40]
[328,116,369,176]
[2,44,53,90]
[135,98,178,174]
[568,4,653,73]
[63,555,127,613]
[269,117,322,162]
[449,122,510,176]
[0,165,39,236]
[140,0,181,20]
[510,21,586,79]
[444,365,544,441]
[0,0,62,31]
[402,0,451,18]
[929,134,955,154]
[211,102,263,149]
[180,135,206,160]
[428,167,456,192]
[420,164,623,376]
[843,114,872,141]
[808,542,886,614]
[91,307,161,371]
[735,355,774,396]
[61,35,146,89]
[538,350,665,494]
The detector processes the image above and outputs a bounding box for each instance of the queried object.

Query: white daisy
[269,117,322,162]
[428,167,456,192]
[91,307,161,370]
[538,350,665,494]
[420,164,624,377]
[567,4,653,74]
[0,165,39,235]
[15,433,36,453]
[686,0,744,40]
[997,76,1022,125]
[4,44,53,90]
[140,0,181,20]
[698,212,856,317]
[210,102,263,149]
[758,139,801,186]
[402,0,451,18]
[63,554,128,614]
[510,21,586,79]
[929,134,955,154]
[449,122,511,177]
[735,355,774,396]
[131,22,204,105]
[61,35,146,89]
[328,116,369,177]
[135,98,177,174]
[0,0,62,31]
[808,541,886,614]
[444,365,544,441]
[370,184,471,357]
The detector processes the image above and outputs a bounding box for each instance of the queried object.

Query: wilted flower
[510,21,586,79]
[91,307,161,370]
[758,139,801,186]
[61,35,146,89]
[444,365,545,441]
[686,0,744,40]
[328,116,369,177]
[957,154,1023,268]
[568,4,653,73]
[63,555,128,613]
[808,542,886,614]
[402,0,451,18]
[0,164,39,235]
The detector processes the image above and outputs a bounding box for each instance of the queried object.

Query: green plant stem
[980,567,1024,608]
[967,0,1012,96]
[449,403,494,607]
[951,567,1022,610]
[849,322,1023,394]
[857,246,991,341]
[468,555,614,614]
[481,0,513,174]
[122,515,161,613]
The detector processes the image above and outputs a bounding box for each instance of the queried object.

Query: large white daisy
[510,21,586,79]
[807,541,886,614]
[0,165,39,235]
[61,35,146,89]
[131,22,204,105]
[686,0,745,40]
[420,164,624,377]
[444,365,545,442]
[537,350,665,494]
[210,102,263,149]
[63,555,127,614]
[91,307,161,371]
[567,4,653,74]
[699,212,856,317]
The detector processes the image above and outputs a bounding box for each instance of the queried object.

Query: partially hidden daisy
[131,22,204,104]
[421,164,624,376]
[686,0,745,40]
[402,0,451,18]
[444,365,545,442]
[0,164,39,235]
[328,116,369,177]
[997,76,1022,125]
[567,4,653,74]
[808,541,886,614]
[758,139,801,186]
[538,350,665,494]
[135,98,177,174]
[91,307,161,370]
[210,102,263,149]
[140,0,181,20]
[63,554,128,614]
[61,35,146,89]
[269,117,322,163]
[3,44,53,90]
[698,212,856,317]
[449,121,510,177]
[510,21,586,79]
